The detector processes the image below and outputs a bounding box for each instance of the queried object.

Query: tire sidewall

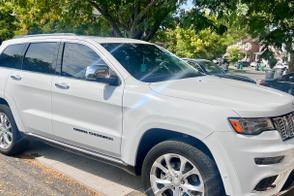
[142,141,224,196]
[0,105,22,154]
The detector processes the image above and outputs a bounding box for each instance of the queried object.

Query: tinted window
[102,43,202,82]
[62,43,107,80]
[281,74,294,82]
[197,61,225,74]
[0,44,26,69]
[23,43,58,74]
[187,61,204,73]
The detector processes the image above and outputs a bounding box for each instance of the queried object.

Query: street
[230,67,267,82]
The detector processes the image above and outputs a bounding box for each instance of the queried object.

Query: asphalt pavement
[0,151,100,196]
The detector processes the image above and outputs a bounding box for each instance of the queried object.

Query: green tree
[154,7,245,59]
[86,0,186,40]
[196,0,294,71]
[241,0,294,71]
[11,0,111,36]
[156,26,238,59]
[227,46,245,63]
[0,1,18,43]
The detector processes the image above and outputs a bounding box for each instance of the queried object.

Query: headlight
[228,118,275,135]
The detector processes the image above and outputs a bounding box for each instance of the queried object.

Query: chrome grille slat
[272,112,294,141]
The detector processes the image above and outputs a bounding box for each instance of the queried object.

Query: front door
[51,42,124,157]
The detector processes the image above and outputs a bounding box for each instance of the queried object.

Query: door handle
[10,75,22,81]
[55,83,70,90]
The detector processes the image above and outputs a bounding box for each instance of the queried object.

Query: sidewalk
[25,140,145,196]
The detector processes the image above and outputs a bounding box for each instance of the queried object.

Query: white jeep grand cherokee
[0,34,293,196]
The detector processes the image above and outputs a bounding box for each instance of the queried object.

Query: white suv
[0,34,293,196]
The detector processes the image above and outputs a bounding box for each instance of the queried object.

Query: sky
[180,0,193,10]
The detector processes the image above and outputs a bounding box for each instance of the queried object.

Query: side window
[23,42,58,74]
[0,44,26,69]
[282,74,294,82]
[188,61,203,73]
[62,43,108,80]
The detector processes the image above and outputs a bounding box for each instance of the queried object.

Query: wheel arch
[0,96,25,133]
[135,128,215,174]
[0,97,9,106]
[134,128,228,194]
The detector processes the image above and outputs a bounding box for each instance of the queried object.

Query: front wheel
[142,141,224,196]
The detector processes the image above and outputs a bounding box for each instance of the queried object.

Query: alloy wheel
[0,112,13,149]
[150,153,204,196]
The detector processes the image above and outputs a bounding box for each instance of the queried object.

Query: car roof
[2,34,151,46]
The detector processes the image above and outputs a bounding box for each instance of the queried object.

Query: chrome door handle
[55,83,70,90]
[10,75,22,81]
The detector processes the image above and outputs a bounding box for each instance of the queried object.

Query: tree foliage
[11,0,111,36]
[154,7,245,59]
[241,0,294,71]
[0,1,18,43]
[227,46,245,63]
[87,0,185,40]
[0,0,246,61]
[157,26,235,59]
[195,0,294,70]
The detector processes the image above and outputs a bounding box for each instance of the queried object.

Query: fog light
[254,175,278,191]
[255,156,284,165]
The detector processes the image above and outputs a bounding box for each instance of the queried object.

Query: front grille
[272,112,294,141]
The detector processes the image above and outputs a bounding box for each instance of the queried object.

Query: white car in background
[274,63,289,70]
[250,61,257,68]
[0,34,293,196]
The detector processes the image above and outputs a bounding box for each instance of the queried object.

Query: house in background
[228,37,261,62]
[227,37,288,67]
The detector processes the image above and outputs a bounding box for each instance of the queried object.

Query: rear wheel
[142,141,224,196]
[0,105,28,155]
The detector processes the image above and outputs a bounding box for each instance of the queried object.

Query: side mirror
[85,64,120,86]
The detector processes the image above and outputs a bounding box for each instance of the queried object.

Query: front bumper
[205,131,294,196]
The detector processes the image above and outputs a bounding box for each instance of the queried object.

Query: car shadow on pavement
[21,139,145,196]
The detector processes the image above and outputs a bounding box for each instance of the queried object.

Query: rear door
[5,41,60,136]
[0,44,27,98]
[51,41,124,157]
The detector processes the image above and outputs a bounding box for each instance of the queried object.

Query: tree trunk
[289,51,294,73]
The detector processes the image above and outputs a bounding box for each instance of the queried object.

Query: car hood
[149,76,294,117]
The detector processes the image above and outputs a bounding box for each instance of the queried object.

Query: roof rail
[14,33,77,39]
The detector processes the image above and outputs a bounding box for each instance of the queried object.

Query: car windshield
[197,61,225,74]
[101,43,202,82]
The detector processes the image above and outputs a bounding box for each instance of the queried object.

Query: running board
[26,133,137,175]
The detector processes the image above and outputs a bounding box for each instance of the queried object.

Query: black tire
[142,140,225,196]
[0,104,28,155]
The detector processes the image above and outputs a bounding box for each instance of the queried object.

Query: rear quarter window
[0,44,27,69]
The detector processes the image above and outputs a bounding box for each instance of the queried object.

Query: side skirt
[25,133,137,176]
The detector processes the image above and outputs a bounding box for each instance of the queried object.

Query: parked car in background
[274,63,289,70]
[236,61,250,68]
[183,58,256,83]
[250,61,257,68]
[260,73,294,96]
